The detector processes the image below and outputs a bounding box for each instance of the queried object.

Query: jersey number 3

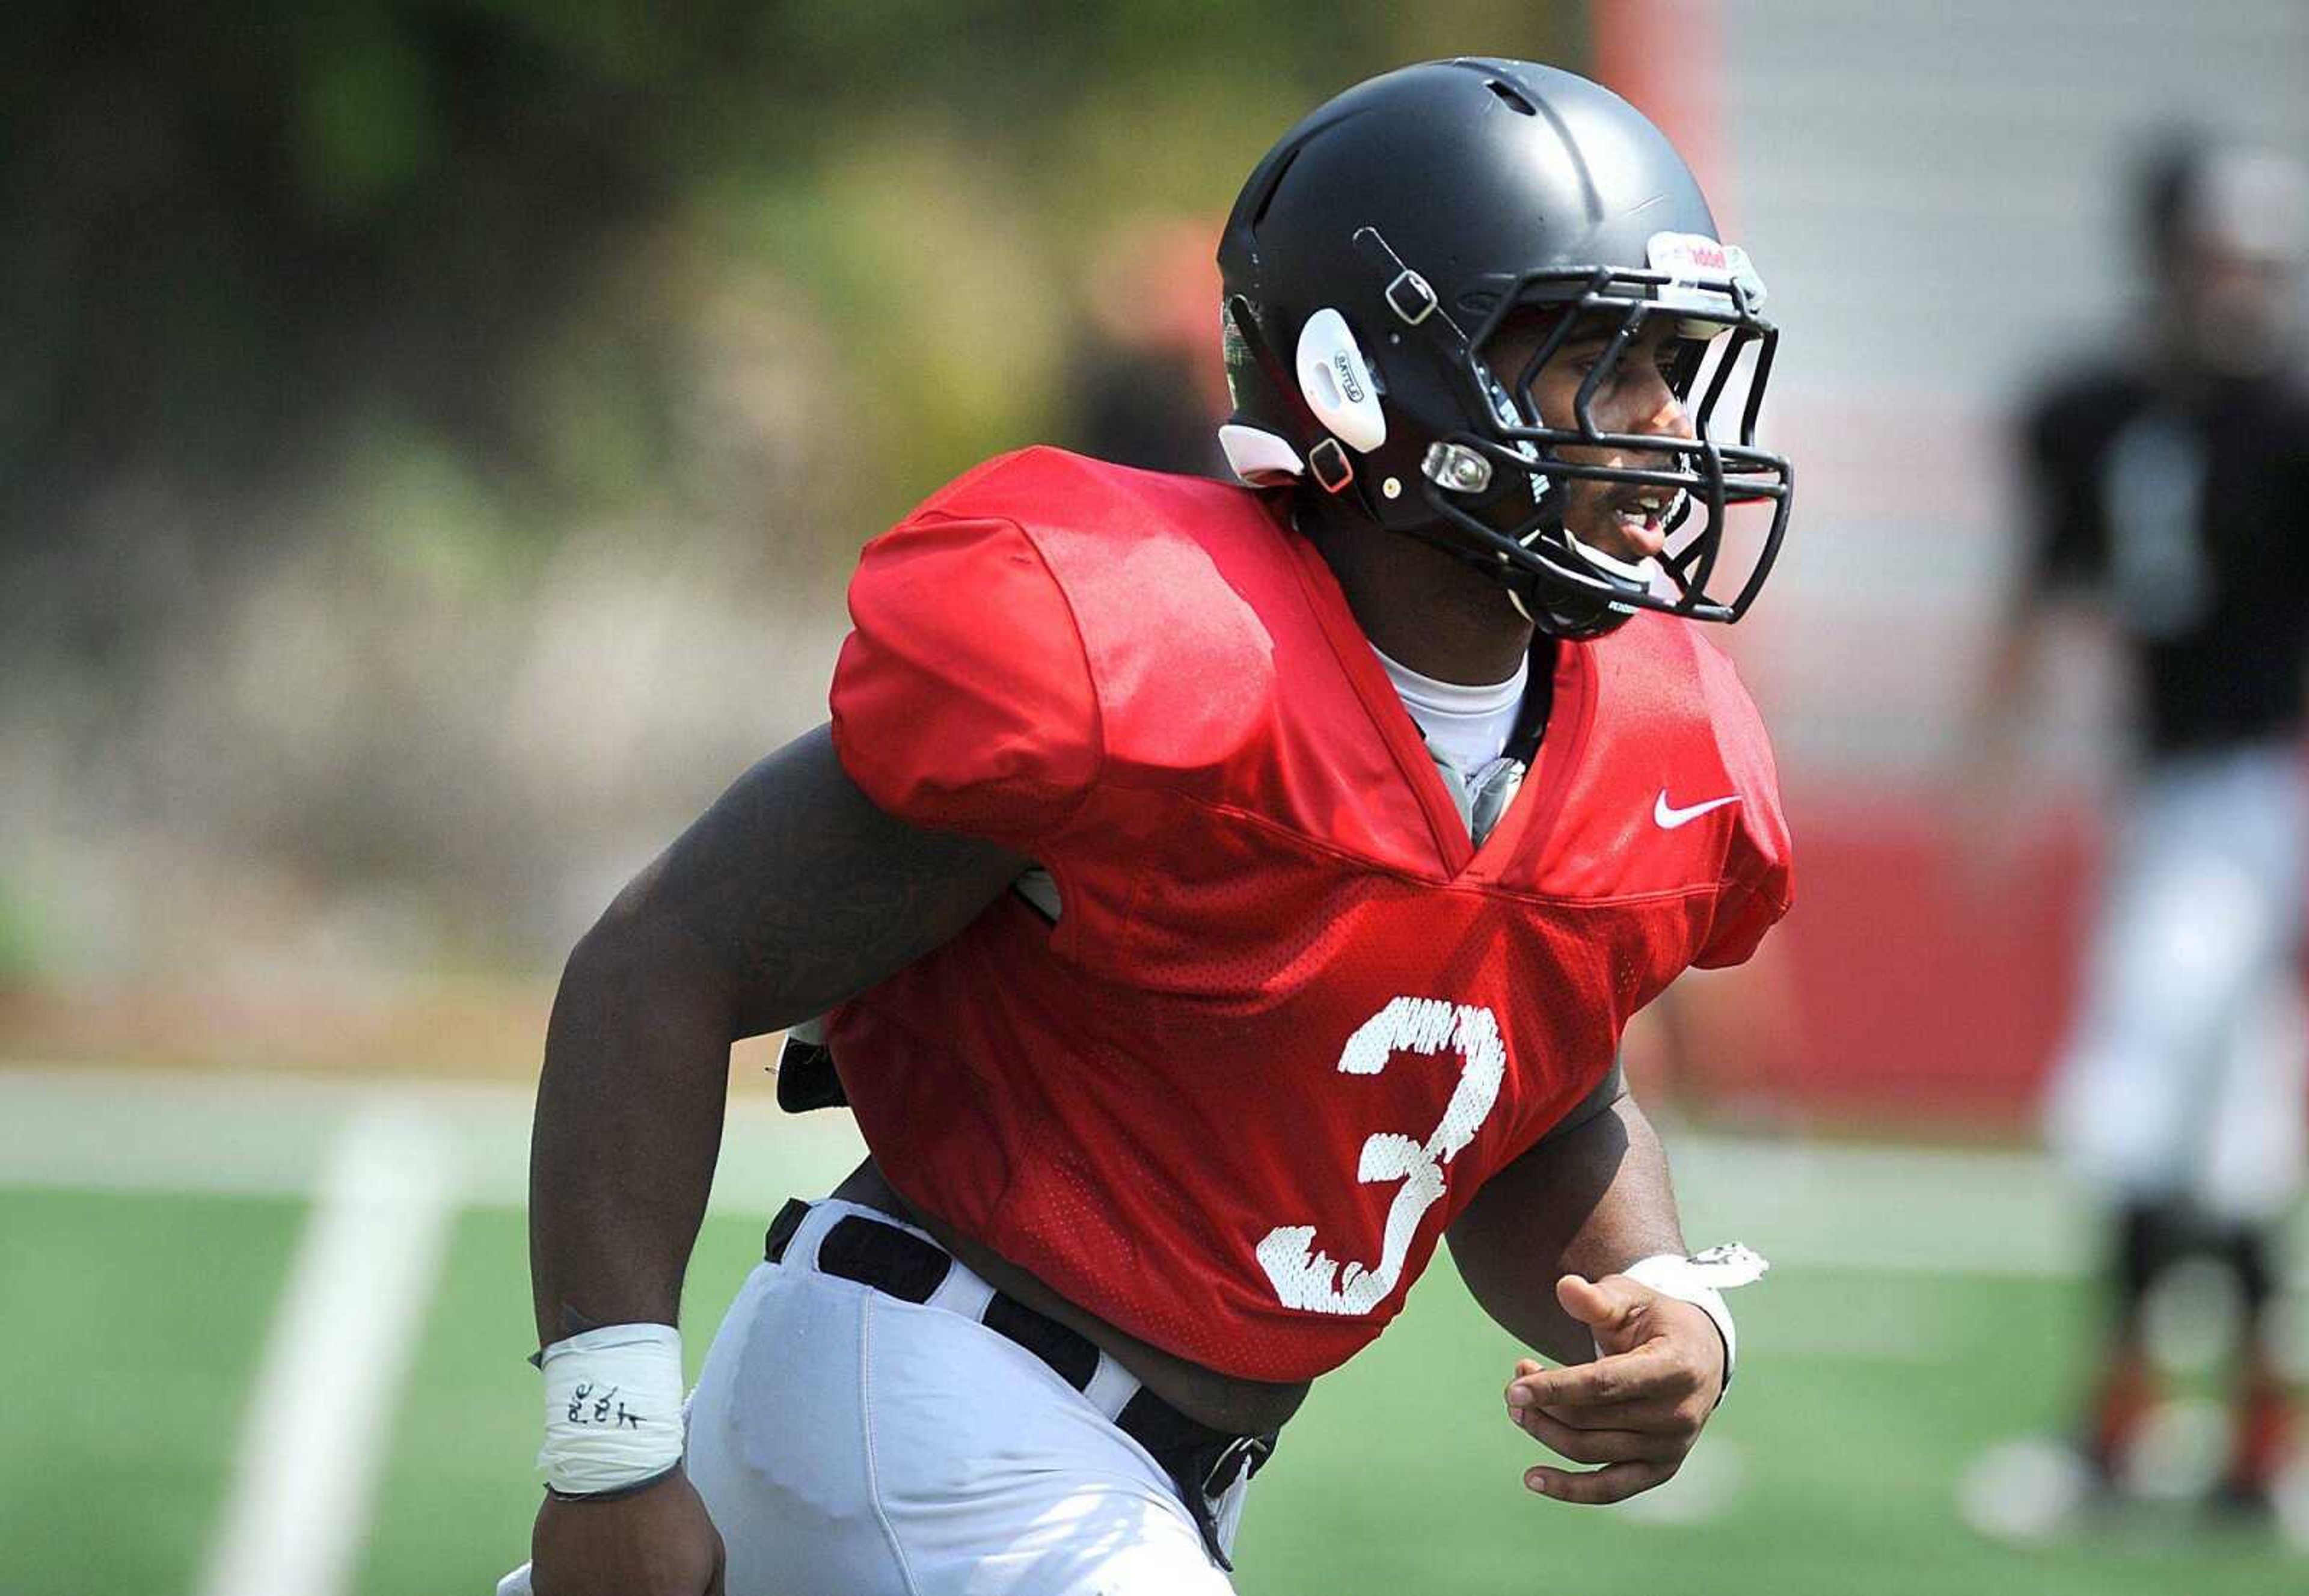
[1256,996,1507,1315]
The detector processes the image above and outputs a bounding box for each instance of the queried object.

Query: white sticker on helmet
[1296,307,1388,453]
[1646,231,1768,323]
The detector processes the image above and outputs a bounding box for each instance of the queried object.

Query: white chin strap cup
[1218,423,1305,486]
[1562,526,1665,592]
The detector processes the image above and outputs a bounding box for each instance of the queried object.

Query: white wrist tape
[1620,1244,1769,1396]
[537,1323,686,1495]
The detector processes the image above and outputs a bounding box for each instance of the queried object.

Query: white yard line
[196,1106,458,1596]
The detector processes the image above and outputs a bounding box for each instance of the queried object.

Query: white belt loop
[787,1198,945,1277]
[927,1267,995,1322]
[1081,1352,1142,1421]
[782,1200,848,1273]
[790,1199,1147,1420]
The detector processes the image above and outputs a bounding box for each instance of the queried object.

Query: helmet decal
[1645,232,1769,316]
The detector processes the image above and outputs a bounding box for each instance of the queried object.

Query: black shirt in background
[2022,362,2309,759]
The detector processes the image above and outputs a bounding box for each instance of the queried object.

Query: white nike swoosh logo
[1654,790,1741,829]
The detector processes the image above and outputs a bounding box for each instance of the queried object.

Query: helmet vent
[1483,79,1538,116]
[1249,146,1302,230]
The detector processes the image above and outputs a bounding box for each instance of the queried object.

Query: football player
[1975,135,2309,1512]
[514,58,1794,1596]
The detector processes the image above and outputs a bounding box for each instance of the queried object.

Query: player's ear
[1295,308,1387,453]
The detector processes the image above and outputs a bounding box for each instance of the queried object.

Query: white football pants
[499,1199,1245,1596]
[685,1199,1243,1595]
[2044,743,2309,1220]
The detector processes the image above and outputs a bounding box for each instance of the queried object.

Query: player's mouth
[1603,487,1682,559]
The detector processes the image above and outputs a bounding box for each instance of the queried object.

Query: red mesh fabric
[827,449,1792,1381]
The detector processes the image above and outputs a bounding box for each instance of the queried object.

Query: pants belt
[764,1197,1275,1570]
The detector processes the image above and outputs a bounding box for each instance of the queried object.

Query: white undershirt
[1370,645,1527,772]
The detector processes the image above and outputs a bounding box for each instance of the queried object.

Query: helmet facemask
[1213,60,1797,640]
[1400,244,1794,640]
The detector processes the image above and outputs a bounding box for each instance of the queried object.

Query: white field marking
[197,1106,458,1596]
[2,1062,2305,1281]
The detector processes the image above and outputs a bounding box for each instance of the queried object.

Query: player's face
[1495,315,1697,564]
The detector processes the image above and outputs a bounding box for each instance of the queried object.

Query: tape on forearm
[536,1323,686,1496]
[1620,1243,1768,1399]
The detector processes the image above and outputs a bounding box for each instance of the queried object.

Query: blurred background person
[1056,212,1232,478]
[1969,136,2309,1515]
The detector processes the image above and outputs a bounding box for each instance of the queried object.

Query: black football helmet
[1217,58,1793,639]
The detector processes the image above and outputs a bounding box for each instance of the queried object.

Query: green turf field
[4,1067,2302,1595]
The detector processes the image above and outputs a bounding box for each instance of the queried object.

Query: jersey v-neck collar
[1279,517,1596,881]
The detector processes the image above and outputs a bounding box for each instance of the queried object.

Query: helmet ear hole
[1295,307,1388,453]
[1483,78,1539,116]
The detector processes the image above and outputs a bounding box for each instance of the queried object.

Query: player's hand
[530,1468,726,1596]
[1501,1272,1726,1505]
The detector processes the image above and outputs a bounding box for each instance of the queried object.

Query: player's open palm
[1501,1274,1725,1505]
[530,1470,726,1596]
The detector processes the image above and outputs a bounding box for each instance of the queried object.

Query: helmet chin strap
[1558,526,1666,591]
[1414,475,1663,609]
[1391,508,1636,639]
[1401,505,1664,639]
[1281,380,1666,640]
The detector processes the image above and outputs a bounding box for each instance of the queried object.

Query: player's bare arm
[1447,1079,1730,1505]
[527,723,1025,1595]
[532,722,1025,1340]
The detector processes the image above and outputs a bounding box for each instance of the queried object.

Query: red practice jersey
[824,447,1792,1383]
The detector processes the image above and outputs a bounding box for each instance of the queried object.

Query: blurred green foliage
[0,3,1586,981]
[2,0,1585,582]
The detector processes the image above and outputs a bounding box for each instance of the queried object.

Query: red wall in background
[1753,782,2100,1126]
